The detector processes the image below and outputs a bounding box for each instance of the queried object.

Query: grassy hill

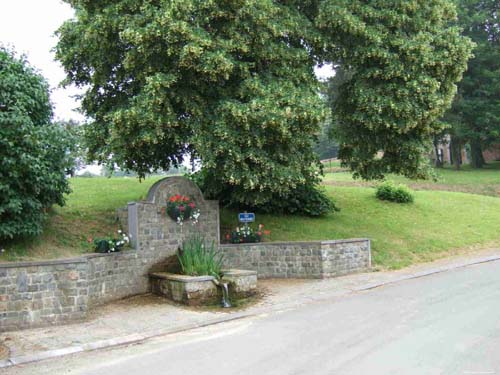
[324,161,500,197]
[221,186,500,269]
[1,166,500,269]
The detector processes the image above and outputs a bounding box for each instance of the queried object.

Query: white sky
[0,0,334,123]
[0,0,84,122]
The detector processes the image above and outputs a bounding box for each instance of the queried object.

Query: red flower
[189,202,196,209]
[179,205,185,212]
[183,196,190,202]
[169,196,176,202]
[264,230,271,235]
[257,231,262,236]
[225,234,230,240]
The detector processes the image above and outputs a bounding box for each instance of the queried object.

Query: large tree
[56,0,472,213]
[447,0,500,168]
[0,48,74,240]
[318,0,473,180]
[56,0,332,214]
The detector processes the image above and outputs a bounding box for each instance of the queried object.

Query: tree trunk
[450,137,462,170]
[470,140,484,168]
[433,139,443,168]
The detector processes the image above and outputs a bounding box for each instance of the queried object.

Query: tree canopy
[56,0,472,213]
[0,48,74,240]
[445,0,500,168]
[318,0,473,179]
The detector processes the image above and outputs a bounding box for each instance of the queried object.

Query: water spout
[211,278,232,308]
[220,282,232,308]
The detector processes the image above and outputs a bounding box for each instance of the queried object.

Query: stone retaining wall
[1,176,371,331]
[0,258,89,331]
[220,239,371,279]
[0,177,219,332]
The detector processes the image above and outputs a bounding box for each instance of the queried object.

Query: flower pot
[166,205,193,222]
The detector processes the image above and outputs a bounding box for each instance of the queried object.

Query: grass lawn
[0,176,163,262]
[2,168,500,270]
[220,186,500,269]
[323,161,500,197]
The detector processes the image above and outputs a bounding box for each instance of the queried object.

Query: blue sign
[238,212,255,223]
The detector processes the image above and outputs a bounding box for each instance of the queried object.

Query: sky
[0,0,84,121]
[0,0,334,123]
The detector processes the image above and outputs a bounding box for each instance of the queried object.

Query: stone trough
[149,269,257,306]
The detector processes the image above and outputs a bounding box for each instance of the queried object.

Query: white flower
[118,230,122,234]
[124,236,129,243]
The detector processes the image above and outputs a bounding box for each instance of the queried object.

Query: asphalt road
[7,260,500,375]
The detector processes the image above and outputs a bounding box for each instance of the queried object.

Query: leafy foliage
[445,0,500,168]
[228,224,269,244]
[0,47,74,240]
[93,230,130,253]
[375,181,415,204]
[318,0,474,180]
[55,0,472,212]
[178,235,223,278]
[56,0,331,215]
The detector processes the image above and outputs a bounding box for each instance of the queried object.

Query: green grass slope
[0,177,162,262]
[324,161,500,197]
[2,175,499,270]
[221,186,500,269]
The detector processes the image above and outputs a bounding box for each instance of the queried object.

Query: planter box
[149,269,257,306]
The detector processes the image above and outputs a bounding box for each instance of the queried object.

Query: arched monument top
[145,176,206,206]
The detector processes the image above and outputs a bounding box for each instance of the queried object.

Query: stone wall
[126,176,219,250]
[0,177,220,332]
[0,176,371,331]
[220,239,371,279]
[0,258,88,332]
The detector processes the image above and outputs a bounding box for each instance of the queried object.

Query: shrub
[178,235,223,278]
[225,224,271,243]
[193,170,340,216]
[0,47,76,240]
[375,181,414,203]
[93,231,130,253]
[227,224,270,244]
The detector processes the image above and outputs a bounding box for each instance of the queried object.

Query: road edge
[2,253,500,369]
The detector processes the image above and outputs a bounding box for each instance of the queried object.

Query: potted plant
[164,194,200,225]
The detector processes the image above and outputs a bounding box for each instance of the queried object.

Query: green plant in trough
[376,181,414,204]
[178,235,223,278]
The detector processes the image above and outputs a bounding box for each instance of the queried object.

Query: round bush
[375,181,414,204]
[0,48,74,240]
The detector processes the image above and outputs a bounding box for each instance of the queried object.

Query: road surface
[7,260,500,375]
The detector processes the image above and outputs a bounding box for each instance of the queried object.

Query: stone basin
[149,269,257,306]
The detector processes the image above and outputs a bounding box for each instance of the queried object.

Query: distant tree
[446,0,500,168]
[317,0,473,180]
[54,119,86,176]
[0,47,74,240]
[314,119,339,161]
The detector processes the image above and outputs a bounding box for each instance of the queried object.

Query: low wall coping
[219,238,370,248]
[0,257,88,269]
[84,250,138,260]
[149,272,216,283]
[0,249,139,269]
[223,269,258,277]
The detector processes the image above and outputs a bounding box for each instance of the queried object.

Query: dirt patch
[87,294,168,320]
